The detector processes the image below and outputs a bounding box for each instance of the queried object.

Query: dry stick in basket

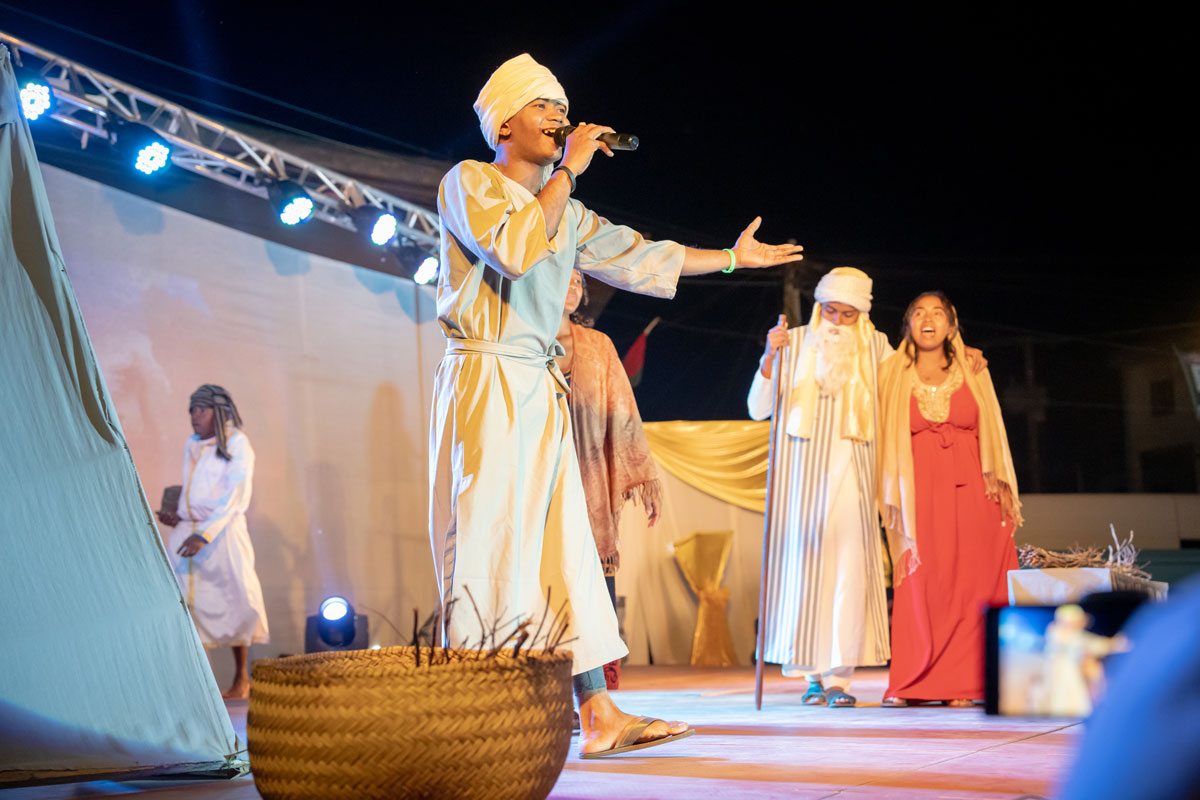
[512,628,531,658]
[411,608,421,667]
[544,597,570,650]
[487,604,509,654]
[429,611,441,664]
[441,598,458,660]
[548,608,573,653]
[489,619,532,658]
[552,637,579,653]
[463,586,488,653]
[532,587,553,648]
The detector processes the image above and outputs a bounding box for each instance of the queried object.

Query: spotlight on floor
[269,180,315,226]
[16,70,55,122]
[349,205,400,246]
[113,123,172,176]
[304,595,369,653]
[394,243,440,285]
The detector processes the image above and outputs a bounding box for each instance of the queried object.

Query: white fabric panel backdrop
[41,164,445,683]
[618,464,765,666]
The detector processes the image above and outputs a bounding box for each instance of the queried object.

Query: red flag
[622,317,661,388]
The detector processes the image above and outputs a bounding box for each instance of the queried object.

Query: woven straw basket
[248,646,574,800]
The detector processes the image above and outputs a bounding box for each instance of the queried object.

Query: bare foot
[222,680,250,700]
[578,692,688,755]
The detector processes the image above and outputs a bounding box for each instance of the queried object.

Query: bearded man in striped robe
[748,267,892,708]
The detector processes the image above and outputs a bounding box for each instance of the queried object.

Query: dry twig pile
[1017,525,1151,580]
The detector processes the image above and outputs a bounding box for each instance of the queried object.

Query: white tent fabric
[0,46,238,782]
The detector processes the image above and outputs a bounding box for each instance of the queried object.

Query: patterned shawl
[567,324,661,576]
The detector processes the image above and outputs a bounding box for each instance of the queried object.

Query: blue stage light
[395,243,440,285]
[20,80,53,122]
[306,595,366,652]
[268,180,315,226]
[134,141,171,175]
[281,196,314,225]
[370,213,400,246]
[113,123,172,176]
[348,205,400,246]
[320,596,350,622]
[414,256,439,285]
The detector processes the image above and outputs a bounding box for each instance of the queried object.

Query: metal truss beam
[1,31,441,250]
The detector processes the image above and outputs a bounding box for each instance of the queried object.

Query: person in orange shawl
[556,268,662,690]
[877,291,1022,706]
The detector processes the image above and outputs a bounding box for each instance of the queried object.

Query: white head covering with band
[814,266,873,312]
[786,267,878,442]
[474,53,568,151]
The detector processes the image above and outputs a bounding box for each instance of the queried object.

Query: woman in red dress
[877,292,1023,706]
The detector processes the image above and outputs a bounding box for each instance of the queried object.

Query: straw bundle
[1017,525,1151,580]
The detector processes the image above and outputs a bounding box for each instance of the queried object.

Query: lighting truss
[0,31,441,249]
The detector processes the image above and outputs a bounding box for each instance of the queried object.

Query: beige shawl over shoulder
[877,333,1022,584]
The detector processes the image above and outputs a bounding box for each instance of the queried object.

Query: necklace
[912,362,963,423]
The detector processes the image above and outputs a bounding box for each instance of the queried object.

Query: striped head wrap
[189,384,243,461]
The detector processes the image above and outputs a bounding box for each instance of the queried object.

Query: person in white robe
[158,384,268,700]
[430,53,803,756]
[748,268,892,708]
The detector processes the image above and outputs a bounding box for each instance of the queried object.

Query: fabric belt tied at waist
[926,422,974,488]
[445,338,569,394]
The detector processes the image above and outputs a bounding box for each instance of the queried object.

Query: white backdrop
[618,466,765,666]
[43,164,445,679]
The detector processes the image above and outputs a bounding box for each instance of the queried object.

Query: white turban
[814,266,873,313]
[474,54,568,151]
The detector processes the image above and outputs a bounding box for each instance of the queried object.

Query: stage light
[19,78,53,122]
[113,123,172,176]
[414,256,439,285]
[304,595,369,653]
[135,141,171,175]
[320,596,350,622]
[348,205,400,246]
[268,180,314,226]
[394,243,440,285]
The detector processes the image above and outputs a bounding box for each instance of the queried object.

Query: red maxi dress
[887,382,1019,701]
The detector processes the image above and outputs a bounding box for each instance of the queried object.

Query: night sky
[4,2,1196,490]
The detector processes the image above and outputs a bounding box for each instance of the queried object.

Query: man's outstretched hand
[732,217,804,269]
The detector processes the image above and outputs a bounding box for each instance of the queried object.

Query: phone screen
[984,593,1145,717]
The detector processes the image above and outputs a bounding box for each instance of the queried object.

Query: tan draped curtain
[642,421,770,513]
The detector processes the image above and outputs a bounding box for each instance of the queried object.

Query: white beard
[814,323,858,397]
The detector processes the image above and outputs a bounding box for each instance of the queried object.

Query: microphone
[543,126,639,151]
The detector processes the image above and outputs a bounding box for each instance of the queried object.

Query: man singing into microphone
[429,53,802,757]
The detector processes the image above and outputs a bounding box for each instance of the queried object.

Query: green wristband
[722,248,736,273]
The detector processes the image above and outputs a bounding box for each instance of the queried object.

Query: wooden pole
[754,345,785,710]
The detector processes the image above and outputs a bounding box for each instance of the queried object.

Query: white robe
[167,430,269,647]
[747,325,891,673]
[430,160,684,674]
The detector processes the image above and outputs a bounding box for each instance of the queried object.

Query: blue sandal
[825,688,857,708]
[801,681,827,705]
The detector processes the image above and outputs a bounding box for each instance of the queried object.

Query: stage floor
[1,666,1078,799]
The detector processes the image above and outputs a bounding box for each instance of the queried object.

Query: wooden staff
[754,338,787,710]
